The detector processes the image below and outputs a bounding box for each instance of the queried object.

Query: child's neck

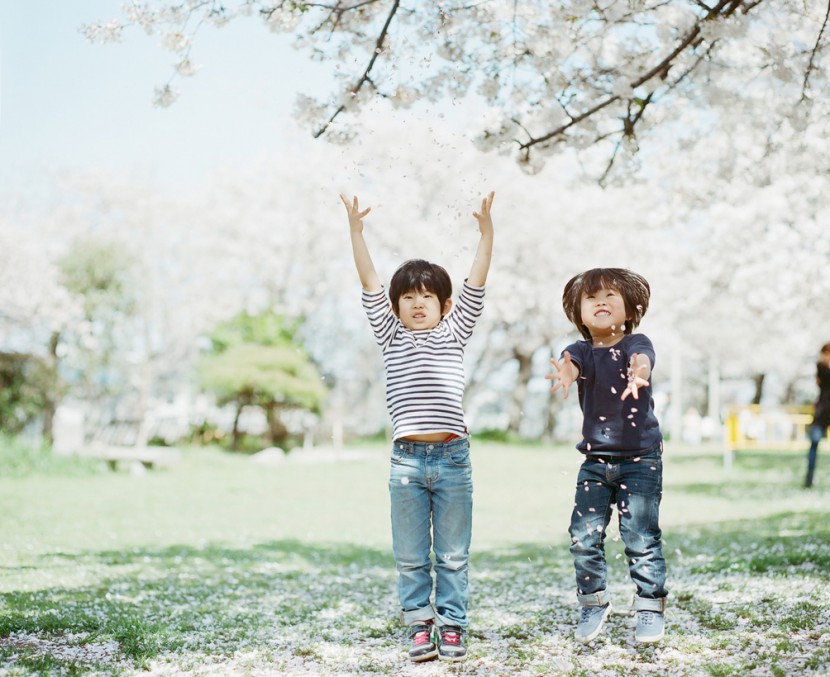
[591,333,625,348]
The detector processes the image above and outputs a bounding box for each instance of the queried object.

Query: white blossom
[152,84,180,107]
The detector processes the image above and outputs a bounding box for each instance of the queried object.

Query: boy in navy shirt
[547,267,668,644]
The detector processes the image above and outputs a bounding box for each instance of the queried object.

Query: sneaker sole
[574,604,613,644]
[438,652,467,662]
[635,629,665,644]
[410,648,438,662]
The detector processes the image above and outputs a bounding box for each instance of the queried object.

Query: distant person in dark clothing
[805,342,830,488]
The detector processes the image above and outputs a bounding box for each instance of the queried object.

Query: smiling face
[397,288,452,331]
[562,268,650,341]
[580,286,630,346]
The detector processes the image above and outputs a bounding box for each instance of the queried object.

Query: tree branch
[312,0,401,138]
[801,0,830,101]
[517,0,759,155]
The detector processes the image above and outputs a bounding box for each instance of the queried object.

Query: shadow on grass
[1,513,828,675]
[0,539,399,674]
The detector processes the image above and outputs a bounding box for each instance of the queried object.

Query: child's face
[396,288,450,331]
[580,285,630,344]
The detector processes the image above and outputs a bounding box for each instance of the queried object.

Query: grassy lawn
[0,440,827,675]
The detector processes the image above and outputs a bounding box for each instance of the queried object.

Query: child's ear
[442,298,453,316]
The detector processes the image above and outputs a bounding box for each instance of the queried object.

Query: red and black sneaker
[438,625,467,661]
[407,621,438,662]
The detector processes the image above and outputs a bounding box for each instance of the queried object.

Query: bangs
[562,267,651,340]
[389,259,453,314]
[396,271,440,295]
[579,269,623,296]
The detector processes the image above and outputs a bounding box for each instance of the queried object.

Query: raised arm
[340,194,382,292]
[467,191,495,287]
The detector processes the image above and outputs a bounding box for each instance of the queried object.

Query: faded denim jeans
[569,449,668,601]
[389,437,473,629]
[806,423,824,487]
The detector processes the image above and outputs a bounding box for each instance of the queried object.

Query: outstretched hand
[546,351,577,399]
[339,194,371,233]
[472,191,495,235]
[621,353,650,400]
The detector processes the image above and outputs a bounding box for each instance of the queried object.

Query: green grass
[0,441,827,675]
[0,434,103,478]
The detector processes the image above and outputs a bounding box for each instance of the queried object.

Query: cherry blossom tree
[0,210,83,442]
[0,173,248,445]
[83,1,830,180]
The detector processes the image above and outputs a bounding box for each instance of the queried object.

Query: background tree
[0,352,61,437]
[198,311,327,450]
[0,212,81,444]
[57,237,139,407]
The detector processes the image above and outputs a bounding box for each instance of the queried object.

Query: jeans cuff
[631,596,666,613]
[577,590,609,607]
[401,607,435,626]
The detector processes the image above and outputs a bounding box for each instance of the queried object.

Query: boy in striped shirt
[340,192,495,662]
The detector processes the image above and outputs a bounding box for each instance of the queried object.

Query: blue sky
[0,1,333,194]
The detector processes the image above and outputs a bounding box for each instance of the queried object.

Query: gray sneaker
[575,602,613,643]
[631,597,666,644]
[635,610,665,643]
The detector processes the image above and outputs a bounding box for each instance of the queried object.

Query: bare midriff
[400,432,456,442]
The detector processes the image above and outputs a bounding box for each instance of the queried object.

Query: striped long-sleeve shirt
[362,282,485,440]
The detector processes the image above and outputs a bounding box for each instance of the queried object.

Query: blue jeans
[389,437,473,628]
[569,449,667,600]
[806,424,824,487]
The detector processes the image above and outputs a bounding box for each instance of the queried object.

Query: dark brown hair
[562,268,650,340]
[389,259,453,316]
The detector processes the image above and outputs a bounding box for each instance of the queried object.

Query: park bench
[81,444,181,471]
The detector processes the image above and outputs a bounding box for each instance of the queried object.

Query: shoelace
[581,606,602,621]
[412,629,432,646]
[638,611,656,626]
[442,631,461,646]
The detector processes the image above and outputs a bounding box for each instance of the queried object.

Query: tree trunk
[507,350,534,435]
[135,360,154,447]
[707,355,720,421]
[781,378,799,406]
[41,331,61,446]
[751,373,765,405]
[542,392,559,443]
[231,402,244,450]
[265,404,289,447]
